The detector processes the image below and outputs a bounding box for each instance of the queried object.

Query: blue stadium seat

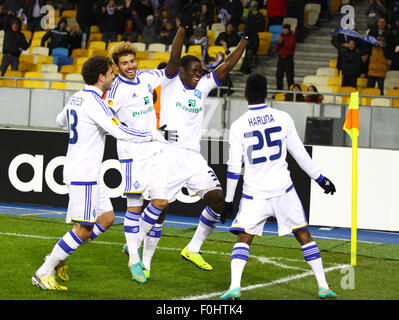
[268,25,283,49]
[56,56,74,71]
[52,47,69,64]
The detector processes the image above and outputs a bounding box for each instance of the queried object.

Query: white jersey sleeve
[286,116,321,180]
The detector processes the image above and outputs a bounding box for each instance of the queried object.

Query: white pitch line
[178,264,351,300]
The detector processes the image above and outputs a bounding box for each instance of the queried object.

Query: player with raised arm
[145,22,249,272]
[220,74,337,300]
[31,56,164,291]
[106,8,191,283]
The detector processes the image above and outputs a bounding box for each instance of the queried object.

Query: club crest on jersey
[144,96,150,105]
[194,89,202,99]
[133,181,140,189]
[188,99,196,108]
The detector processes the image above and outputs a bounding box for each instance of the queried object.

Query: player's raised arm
[214,34,248,81]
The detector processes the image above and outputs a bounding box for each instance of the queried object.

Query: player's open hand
[317,176,336,195]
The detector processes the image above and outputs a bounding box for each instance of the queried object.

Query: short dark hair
[180,55,201,69]
[82,55,113,85]
[283,24,291,30]
[245,74,267,103]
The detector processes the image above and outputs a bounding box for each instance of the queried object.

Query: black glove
[317,176,336,195]
[180,1,196,29]
[158,124,178,142]
[220,202,234,224]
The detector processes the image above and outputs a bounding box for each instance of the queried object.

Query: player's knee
[205,190,225,214]
[152,199,168,210]
[73,224,93,242]
[98,211,115,229]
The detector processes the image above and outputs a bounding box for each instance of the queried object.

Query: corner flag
[343,92,359,266]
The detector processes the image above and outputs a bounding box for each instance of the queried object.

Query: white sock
[142,223,163,271]
[138,203,162,248]
[302,241,329,289]
[88,222,106,241]
[187,206,220,253]
[124,210,141,266]
[230,242,249,290]
[36,230,83,277]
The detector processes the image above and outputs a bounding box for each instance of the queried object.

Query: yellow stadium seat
[21,30,32,41]
[386,89,399,107]
[61,10,77,19]
[135,51,150,60]
[188,45,202,55]
[32,31,47,40]
[208,45,225,58]
[36,55,54,64]
[88,41,106,50]
[138,59,161,69]
[207,29,215,46]
[0,71,23,87]
[259,9,267,17]
[75,57,89,65]
[18,62,38,72]
[60,65,78,74]
[51,81,66,90]
[329,59,337,68]
[90,25,100,33]
[337,86,356,104]
[357,77,368,89]
[31,38,43,48]
[151,52,170,62]
[257,32,272,55]
[19,72,46,89]
[89,33,103,41]
[91,49,108,56]
[107,42,119,54]
[327,76,342,87]
[360,87,381,106]
[19,54,35,63]
[72,48,89,58]
[274,93,286,101]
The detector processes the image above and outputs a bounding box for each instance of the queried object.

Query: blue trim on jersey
[212,69,222,86]
[119,124,150,137]
[227,171,240,180]
[92,92,113,117]
[165,68,179,79]
[70,181,97,185]
[119,159,133,163]
[248,105,268,110]
[109,77,122,99]
[242,194,253,200]
[117,74,140,85]
[316,174,324,184]
[286,184,295,193]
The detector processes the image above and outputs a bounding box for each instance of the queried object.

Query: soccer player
[107,21,187,283]
[31,56,164,290]
[220,74,337,300]
[153,31,249,271]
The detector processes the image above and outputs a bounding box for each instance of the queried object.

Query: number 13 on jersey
[244,126,282,164]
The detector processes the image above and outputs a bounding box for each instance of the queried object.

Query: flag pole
[351,130,358,266]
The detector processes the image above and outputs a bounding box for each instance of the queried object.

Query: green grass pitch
[1,214,399,301]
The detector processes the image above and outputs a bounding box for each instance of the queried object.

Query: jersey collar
[118,74,140,85]
[248,103,269,110]
[83,85,104,97]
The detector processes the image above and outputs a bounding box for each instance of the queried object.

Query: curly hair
[180,55,201,69]
[81,56,113,85]
[109,41,137,65]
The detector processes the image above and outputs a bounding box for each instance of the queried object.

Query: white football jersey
[56,85,152,184]
[107,70,175,160]
[227,103,321,199]
[160,69,221,152]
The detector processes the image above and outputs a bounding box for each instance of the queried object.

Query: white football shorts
[119,150,168,207]
[230,185,308,237]
[66,182,113,226]
[165,145,222,202]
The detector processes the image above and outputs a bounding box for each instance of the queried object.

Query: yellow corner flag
[343,92,359,266]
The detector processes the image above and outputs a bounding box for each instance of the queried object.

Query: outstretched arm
[214,35,248,81]
[165,26,186,78]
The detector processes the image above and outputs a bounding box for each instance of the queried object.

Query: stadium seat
[282,17,298,33]
[316,67,337,77]
[21,30,32,41]
[66,82,85,91]
[207,29,215,46]
[357,77,368,89]
[88,41,106,51]
[32,30,46,40]
[36,55,54,65]
[268,25,283,49]
[188,45,202,55]
[91,49,108,56]
[329,59,337,68]
[274,93,286,101]
[19,71,46,89]
[323,95,342,104]
[305,3,321,26]
[167,44,187,53]
[42,72,63,80]
[135,51,150,60]
[337,86,357,104]
[151,52,170,62]
[303,75,329,86]
[107,41,119,54]
[132,42,146,52]
[211,23,225,39]
[51,81,66,90]
[71,48,89,58]
[61,10,77,19]
[52,47,69,57]
[385,89,399,107]
[75,56,89,65]
[148,43,166,52]
[18,62,38,72]
[60,64,78,75]
[65,73,84,81]
[40,64,58,73]
[138,59,160,69]
[370,98,391,107]
[228,46,245,71]
[327,76,342,87]
[360,87,381,106]
[208,45,225,58]
[257,32,272,55]
[385,70,399,79]
[90,25,100,33]
[31,46,49,56]
[56,56,74,71]
[383,78,399,90]
[19,54,35,63]
[88,33,103,42]
[0,71,23,87]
